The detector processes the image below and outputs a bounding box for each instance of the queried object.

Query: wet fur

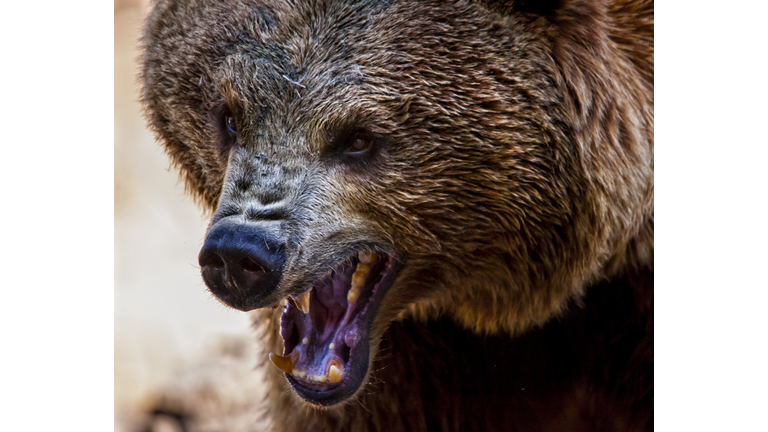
[141,0,653,430]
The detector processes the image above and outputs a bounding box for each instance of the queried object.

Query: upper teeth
[294,291,311,314]
[358,250,375,264]
[347,256,372,302]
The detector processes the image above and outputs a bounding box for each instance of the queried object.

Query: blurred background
[115,2,268,430]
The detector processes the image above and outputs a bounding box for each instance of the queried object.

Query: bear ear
[478,0,610,26]
[478,0,565,17]
[479,0,613,60]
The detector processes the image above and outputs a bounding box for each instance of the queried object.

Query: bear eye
[345,131,372,155]
[226,115,237,134]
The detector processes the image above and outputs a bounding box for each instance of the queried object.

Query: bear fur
[140,0,653,430]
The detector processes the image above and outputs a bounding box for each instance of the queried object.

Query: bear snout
[198,217,285,311]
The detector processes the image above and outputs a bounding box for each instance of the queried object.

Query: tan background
[115,2,267,430]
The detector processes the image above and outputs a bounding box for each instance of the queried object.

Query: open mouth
[268,250,399,406]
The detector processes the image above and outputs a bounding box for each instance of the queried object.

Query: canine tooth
[327,359,343,384]
[269,351,299,374]
[294,291,311,314]
[358,250,375,264]
[347,287,359,302]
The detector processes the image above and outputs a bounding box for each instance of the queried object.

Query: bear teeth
[347,287,359,302]
[347,259,372,302]
[292,291,311,314]
[327,358,343,384]
[296,372,327,383]
[283,358,343,384]
[269,350,299,374]
[358,250,375,264]
[275,250,390,386]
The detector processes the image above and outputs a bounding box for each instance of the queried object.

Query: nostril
[240,257,265,273]
[200,252,225,269]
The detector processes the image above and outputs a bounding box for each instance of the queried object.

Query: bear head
[141,0,653,407]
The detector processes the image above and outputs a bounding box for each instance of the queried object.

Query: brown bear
[140,0,653,430]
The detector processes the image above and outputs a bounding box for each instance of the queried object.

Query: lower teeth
[327,359,344,384]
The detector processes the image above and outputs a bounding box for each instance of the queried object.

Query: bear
[140,0,653,430]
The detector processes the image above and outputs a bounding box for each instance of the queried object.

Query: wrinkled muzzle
[196,150,402,406]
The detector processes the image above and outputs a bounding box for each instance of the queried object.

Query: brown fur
[141,0,653,430]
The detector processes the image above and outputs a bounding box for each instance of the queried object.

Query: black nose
[198,217,285,311]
